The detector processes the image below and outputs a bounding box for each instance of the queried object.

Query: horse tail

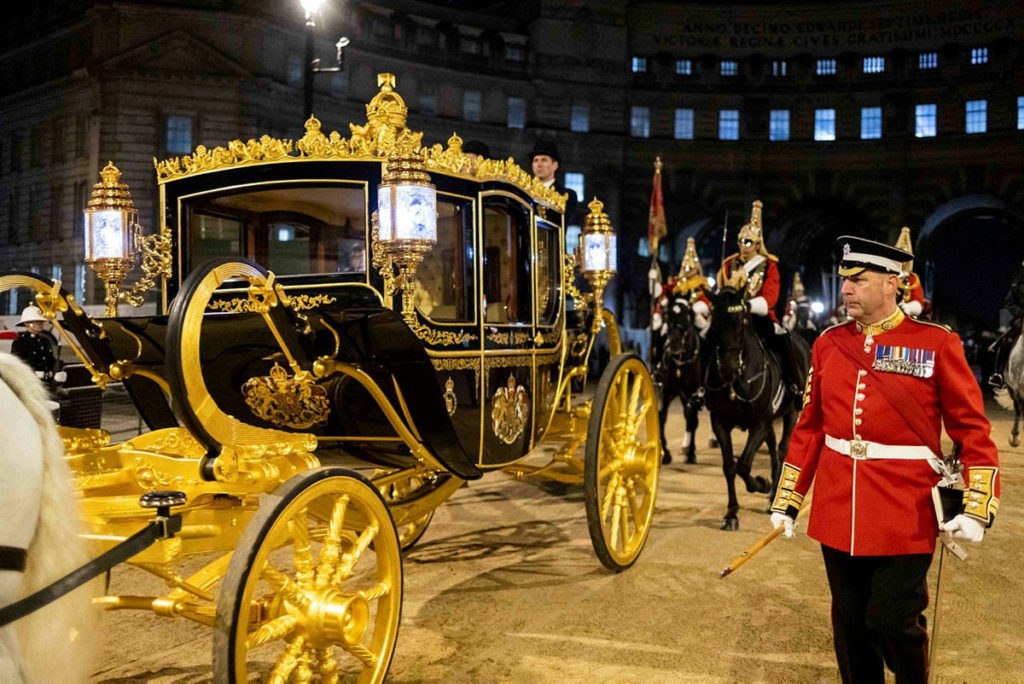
[0,354,97,683]
[994,386,1016,411]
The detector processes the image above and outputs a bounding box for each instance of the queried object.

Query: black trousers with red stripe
[821,544,933,684]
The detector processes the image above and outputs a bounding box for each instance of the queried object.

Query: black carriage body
[154,155,568,474]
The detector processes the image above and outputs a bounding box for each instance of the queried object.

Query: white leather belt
[825,434,937,460]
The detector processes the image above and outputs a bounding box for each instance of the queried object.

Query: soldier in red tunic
[769,235,1000,684]
[717,200,803,395]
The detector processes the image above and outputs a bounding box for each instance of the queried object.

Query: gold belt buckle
[850,439,868,459]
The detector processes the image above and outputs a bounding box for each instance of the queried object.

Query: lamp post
[82,162,172,317]
[300,0,350,120]
[578,197,618,333]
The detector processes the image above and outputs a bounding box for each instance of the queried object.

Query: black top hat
[462,140,491,158]
[836,235,912,276]
[528,139,561,164]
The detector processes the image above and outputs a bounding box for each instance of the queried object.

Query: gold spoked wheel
[584,353,661,572]
[213,467,403,683]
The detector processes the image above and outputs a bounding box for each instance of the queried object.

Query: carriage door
[479,193,535,466]
[533,215,563,442]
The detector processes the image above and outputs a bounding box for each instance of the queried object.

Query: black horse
[705,287,810,530]
[656,293,704,465]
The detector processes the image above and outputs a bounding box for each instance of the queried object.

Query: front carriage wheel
[584,353,662,572]
[213,467,403,683]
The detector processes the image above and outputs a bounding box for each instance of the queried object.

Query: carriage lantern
[374,139,438,324]
[579,197,617,332]
[83,162,172,317]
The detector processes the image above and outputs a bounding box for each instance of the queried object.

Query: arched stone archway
[917,195,1024,331]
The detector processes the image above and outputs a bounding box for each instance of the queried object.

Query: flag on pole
[648,157,667,255]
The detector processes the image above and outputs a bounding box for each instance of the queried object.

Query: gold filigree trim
[133,457,203,492]
[486,330,532,345]
[208,293,337,314]
[491,374,529,444]
[431,357,480,399]
[443,376,457,415]
[241,363,330,430]
[410,321,477,346]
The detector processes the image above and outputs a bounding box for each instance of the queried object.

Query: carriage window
[416,198,473,321]
[185,185,365,277]
[536,220,560,325]
[482,197,532,324]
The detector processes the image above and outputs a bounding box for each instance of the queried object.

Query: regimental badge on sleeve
[802,365,813,408]
[871,344,935,378]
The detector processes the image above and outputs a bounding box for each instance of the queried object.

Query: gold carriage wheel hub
[306,589,371,647]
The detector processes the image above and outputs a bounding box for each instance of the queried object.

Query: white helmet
[17,305,47,326]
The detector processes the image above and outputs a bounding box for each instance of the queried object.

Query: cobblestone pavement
[88,398,1024,683]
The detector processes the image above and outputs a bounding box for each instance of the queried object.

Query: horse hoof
[755,476,771,493]
[662,451,672,465]
[1011,437,1020,448]
[685,453,696,465]
[721,518,739,531]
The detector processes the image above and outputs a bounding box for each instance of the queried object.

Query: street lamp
[301,0,350,120]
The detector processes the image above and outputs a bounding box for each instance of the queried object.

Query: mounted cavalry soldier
[783,272,817,342]
[769,235,1000,684]
[989,259,1024,389]
[652,237,711,338]
[717,200,804,396]
[894,227,925,318]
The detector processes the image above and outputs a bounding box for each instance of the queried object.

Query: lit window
[814,109,836,141]
[506,44,524,61]
[463,90,482,122]
[507,97,525,129]
[286,54,303,86]
[675,59,692,75]
[816,59,836,75]
[772,60,787,77]
[719,110,739,140]
[965,100,987,134]
[860,107,882,139]
[915,104,937,138]
[674,108,694,140]
[632,57,647,73]
[971,47,988,65]
[720,60,738,76]
[863,57,885,74]
[919,52,938,69]
[769,110,789,141]
[420,94,437,116]
[1018,96,1024,130]
[165,116,193,154]
[571,103,590,133]
[630,106,650,138]
[564,172,584,203]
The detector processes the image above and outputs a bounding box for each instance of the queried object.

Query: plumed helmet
[678,237,704,279]
[17,305,47,326]
[894,226,914,274]
[737,200,768,255]
[791,271,805,299]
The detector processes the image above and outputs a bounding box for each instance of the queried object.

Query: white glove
[940,514,985,542]
[53,370,67,384]
[899,300,923,317]
[648,267,660,282]
[770,512,796,538]
[652,312,663,331]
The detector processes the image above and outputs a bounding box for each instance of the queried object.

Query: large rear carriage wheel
[213,467,403,683]
[584,353,661,571]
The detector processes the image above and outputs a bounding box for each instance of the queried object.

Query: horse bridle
[706,302,771,403]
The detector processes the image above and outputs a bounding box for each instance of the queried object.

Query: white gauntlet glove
[770,512,796,538]
[940,514,985,542]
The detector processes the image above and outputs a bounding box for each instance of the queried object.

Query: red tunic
[776,312,1000,556]
[901,272,925,306]
[718,254,780,322]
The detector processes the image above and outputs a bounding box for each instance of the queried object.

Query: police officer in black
[11,305,59,379]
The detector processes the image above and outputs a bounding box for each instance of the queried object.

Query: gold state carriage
[0,74,662,681]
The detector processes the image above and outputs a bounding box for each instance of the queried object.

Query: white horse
[0,353,96,683]
[994,335,1024,447]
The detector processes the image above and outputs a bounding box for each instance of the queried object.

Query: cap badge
[842,243,851,257]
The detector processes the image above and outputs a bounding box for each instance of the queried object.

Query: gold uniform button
[854,418,863,426]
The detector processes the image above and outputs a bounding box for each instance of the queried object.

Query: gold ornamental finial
[654,156,663,172]
[88,161,136,211]
[791,271,805,299]
[895,226,914,273]
[365,73,407,128]
[678,237,703,279]
[585,197,612,233]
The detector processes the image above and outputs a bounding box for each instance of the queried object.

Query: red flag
[648,158,667,255]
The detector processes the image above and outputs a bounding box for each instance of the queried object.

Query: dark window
[482,196,532,324]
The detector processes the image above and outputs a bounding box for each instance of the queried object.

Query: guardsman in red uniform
[653,237,711,335]
[717,200,803,395]
[894,227,925,317]
[770,236,1000,684]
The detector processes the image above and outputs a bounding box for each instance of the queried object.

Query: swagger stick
[718,504,809,579]
[927,544,947,684]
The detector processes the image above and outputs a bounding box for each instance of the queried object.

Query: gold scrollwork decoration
[207,292,337,314]
[430,357,480,399]
[484,355,533,371]
[409,321,477,346]
[486,330,532,346]
[491,374,530,445]
[133,457,203,493]
[241,363,330,430]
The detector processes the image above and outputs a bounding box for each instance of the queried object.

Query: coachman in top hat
[769,236,1000,684]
